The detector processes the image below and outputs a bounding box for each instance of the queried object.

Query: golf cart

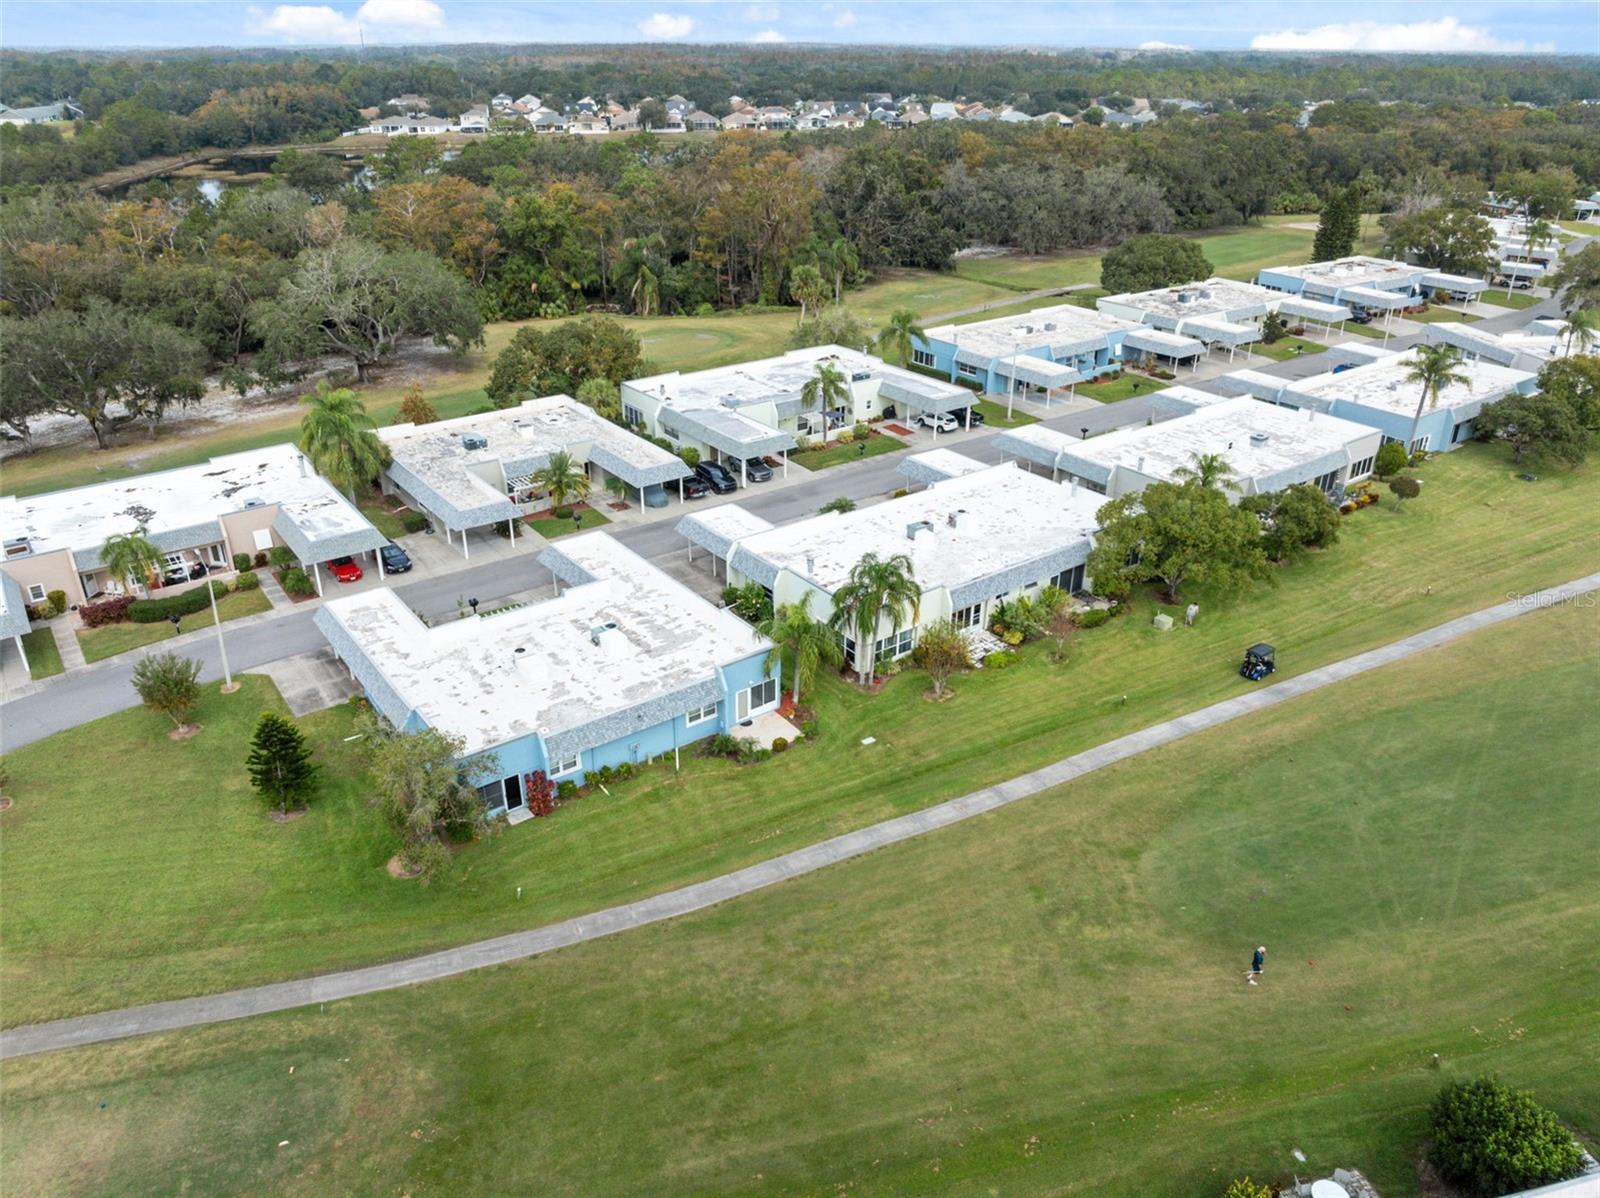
[1239,643,1276,682]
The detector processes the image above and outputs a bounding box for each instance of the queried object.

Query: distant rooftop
[315,533,768,758]
[0,443,376,567]
[1098,277,1279,323]
[1262,255,1419,291]
[922,302,1134,359]
[726,463,1103,602]
[1284,351,1534,418]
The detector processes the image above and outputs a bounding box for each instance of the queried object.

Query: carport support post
[781,449,788,479]
[208,574,236,692]
[638,485,646,512]
[313,561,323,597]
[376,549,385,579]
[507,518,515,545]
[12,634,27,671]
[741,459,748,487]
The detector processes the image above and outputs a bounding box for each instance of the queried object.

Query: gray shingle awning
[1175,315,1261,347]
[878,377,972,413]
[675,408,798,458]
[1210,368,1292,402]
[588,444,692,489]
[1422,323,1517,365]
[0,572,31,638]
[993,426,1073,473]
[71,519,226,570]
[1122,329,1206,359]
[674,506,776,560]
[994,357,1082,389]
[386,458,520,531]
[1422,271,1489,294]
[1325,342,1396,368]
[273,501,387,566]
[314,607,416,732]
[545,678,724,762]
[1338,285,1410,310]
[948,543,1093,609]
[897,449,988,487]
[537,544,599,588]
[1498,260,1545,278]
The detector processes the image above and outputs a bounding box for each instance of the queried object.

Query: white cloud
[246,4,360,42]
[1138,40,1190,52]
[749,28,786,42]
[1251,17,1533,53]
[638,11,695,38]
[833,9,858,28]
[355,0,445,31]
[743,3,780,21]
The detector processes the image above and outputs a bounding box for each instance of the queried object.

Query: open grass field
[18,626,63,680]
[4,597,1595,1197]
[0,220,1350,502]
[73,587,274,664]
[2,442,1596,1030]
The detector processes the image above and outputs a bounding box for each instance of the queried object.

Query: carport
[1209,367,1294,404]
[879,375,975,434]
[1121,328,1207,372]
[986,355,1082,416]
[586,444,693,511]
[1175,314,1262,361]
[383,457,521,562]
[1332,285,1409,337]
[1423,271,1490,312]
[274,496,389,598]
[0,572,32,673]
[676,409,797,486]
[1278,296,1354,341]
[675,506,776,580]
[896,448,989,490]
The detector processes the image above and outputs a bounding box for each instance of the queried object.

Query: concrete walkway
[5,569,1596,1061]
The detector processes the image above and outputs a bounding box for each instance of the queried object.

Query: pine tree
[1312,189,1352,262]
[246,712,317,814]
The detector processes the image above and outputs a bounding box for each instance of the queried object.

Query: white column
[781,449,788,479]
[314,562,323,597]
[508,518,516,544]
[376,549,385,578]
[639,486,646,512]
[462,530,470,560]
[13,634,27,671]
[741,459,748,487]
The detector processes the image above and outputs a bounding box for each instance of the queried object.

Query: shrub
[678,446,701,468]
[552,505,574,520]
[1074,608,1112,630]
[818,496,856,515]
[799,717,820,738]
[46,589,66,614]
[697,732,743,759]
[234,570,260,591]
[280,568,315,597]
[852,420,870,441]
[771,736,789,752]
[267,545,296,569]
[524,770,557,817]
[892,488,909,498]
[1261,311,1289,344]
[24,603,53,621]
[556,779,578,801]
[400,509,430,533]
[232,552,253,572]
[615,761,635,781]
[131,651,202,729]
[1389,475,1422,507]
[1429,1077,1583,1197]
[836,427,856,444]
[128,580,228,624]
[1222,1181,1272,1198]
[984,650,1017,669]
[1374,440,1409,477]
[253,551,270,568]
[80,595,135,627]
[720,582,772,624]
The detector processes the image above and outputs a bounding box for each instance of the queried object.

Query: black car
[742,456,774,483]
[679,475,711,500]
[1348,309,1373,325]
[695,460,739,494]
[379,543,413,574]
[950,407,986,429]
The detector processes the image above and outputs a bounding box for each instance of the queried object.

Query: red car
[328,556,364,583]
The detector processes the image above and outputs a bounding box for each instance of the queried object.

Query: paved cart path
[5,571,1598,1060]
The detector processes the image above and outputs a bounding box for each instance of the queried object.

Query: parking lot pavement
[246,648,360,716]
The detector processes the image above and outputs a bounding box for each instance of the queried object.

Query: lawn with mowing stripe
[74,588,273,664]
[1479,288,1542,309]
[972,398,1037,428]
[1338,321,1392,339]
[2,441,1595,1029]
[1249,335,1328,362]
[791,432,906,470]
[521,505,612,539]
[1407,306,1481,324]
[4,600,1595,1197]
[19,626,63,679]
[1075,374,1167,402]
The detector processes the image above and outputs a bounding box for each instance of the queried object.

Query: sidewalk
[7,568,1595,1060]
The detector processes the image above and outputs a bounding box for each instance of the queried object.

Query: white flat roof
[318,533,767,756]
[0,443,368,560]
[734,463,1103,596]
[1264,255,1418,291]
[1099,277,1279,321]
[922,302,1134,358]
[1285,352,1533,417]
[1031,398,1376,486]
[629,344,941,412]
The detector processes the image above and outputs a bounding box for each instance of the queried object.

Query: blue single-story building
[314,532,779,816]
[1256,255,1488,313]
[914,303,1148,399]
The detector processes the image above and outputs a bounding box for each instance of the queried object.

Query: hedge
[128,580,228,624]
[79,595,135,627]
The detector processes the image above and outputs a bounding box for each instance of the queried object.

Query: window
[873,627,915,661]
[26,583,46,603]
[1451,420,1473,445]
[1311,469,1340,494]
[1409,435,1430,454]
[164,552,186,569]
[207,544,227,567]
[550,753,581,777]
[912,348,936,368]
[1050,563,1085,593]
[953,602,983,629]
[660,420,680,441]
[745,677,778,711]
[622,403,644,428]
[685,701,718,726]
[1349,455,1375,479]
[956,361,979,378]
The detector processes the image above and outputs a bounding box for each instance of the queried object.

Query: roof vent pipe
[805,553,815,574]
[1250,432,1270,447]
[1136,455,1146,472]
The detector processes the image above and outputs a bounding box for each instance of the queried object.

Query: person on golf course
[1247,946,1266,985]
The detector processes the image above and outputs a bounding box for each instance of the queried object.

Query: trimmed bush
[399,509,430,533]
[556,779,578,801]
[1074,608,1112,629]
[678,446,701,468]
[80,595,135,627]
[253,551,269,568]
[985,650,1018,669]
[1429,1077,1583,1197]
[1374,440,1409,477]
[1222,1181,1272,1198]
[771,736,789,752]
[128,580,228,624]
[234,571,260,591]
[835,427,856,444]
[267,545,296,569]
[46,589,66,614]
[232,552,253,572]
[280,568,315,597]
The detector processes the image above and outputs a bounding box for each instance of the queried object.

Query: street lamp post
[207,580,237,692]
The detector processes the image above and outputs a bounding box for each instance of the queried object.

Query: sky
[0,0,1595,53]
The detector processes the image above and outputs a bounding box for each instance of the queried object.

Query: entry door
[736,688,752,721]
[503,775,524,811]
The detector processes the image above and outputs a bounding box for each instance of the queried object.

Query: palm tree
[629,262,660,317]
[823,236,859,302]
[1173,451,1237,491]
[1524,217,1555,264]
[1402,344,1470,454]
[758,593,844,704]
[297,384,387,499]
[876,308,927,369]
[101,526,163,597]
[800,361,850,424]
[532,449,592,512]
[1563,307,1600,356]
[828,552,920,686]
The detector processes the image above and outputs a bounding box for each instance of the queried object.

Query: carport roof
[1278,297,1353,323]
[1175,315,1261,346]
[991,356,1082,389]
[0,571,30,639]
[897,448,989,487]
[675,504,776,560]
[1122,328,1206,359]
[1209,368,1293,401]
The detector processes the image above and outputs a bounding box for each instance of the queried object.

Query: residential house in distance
[1098,277,1355,357]
[1257,255,1488,315]
[1213,350,1536,454]
[374,113,451,136]
[0,99,83,125]
[316,532,778,816]
[929,101,961,120]
[1573,191,1600,221]
[386,93,430,111]
[994,396,1381,499]
[1101,109,1157,129]
[490,93,513,109]
[759,105,795,129]
[1033,111,1074,127]
[916,303,1146,398]
[0,444,386,607]
[664,95,694,119]
[720,110,762,131]
[676,461,1104,671]
[530,109,568,133]
[568,114,608,136]
[377,396,691,556]
[515,94,541,109]
[456,105,490,133]
[684,109,720,132]
[622,346,972,483]
[1421,318,1579,372]
[609,107,641,133]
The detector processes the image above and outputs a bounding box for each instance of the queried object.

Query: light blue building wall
[912,334,1124,393]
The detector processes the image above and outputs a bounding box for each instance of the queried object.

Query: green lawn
[3,442,1597,1030]
[1479,288,1542,310]
[5,600,1595,1197]
[356,494,409,541]
[1076,373,1166,403]
[1407,306,1482,325]
[1250,335,1329,362]
[74,588,274,664]
[522,505,612,539]
[19,626,63,680]
[1338,320,1393,339]
[791,431,907,470]
[972,398,1038,428]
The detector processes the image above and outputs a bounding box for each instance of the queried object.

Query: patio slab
[733,709,802,750]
